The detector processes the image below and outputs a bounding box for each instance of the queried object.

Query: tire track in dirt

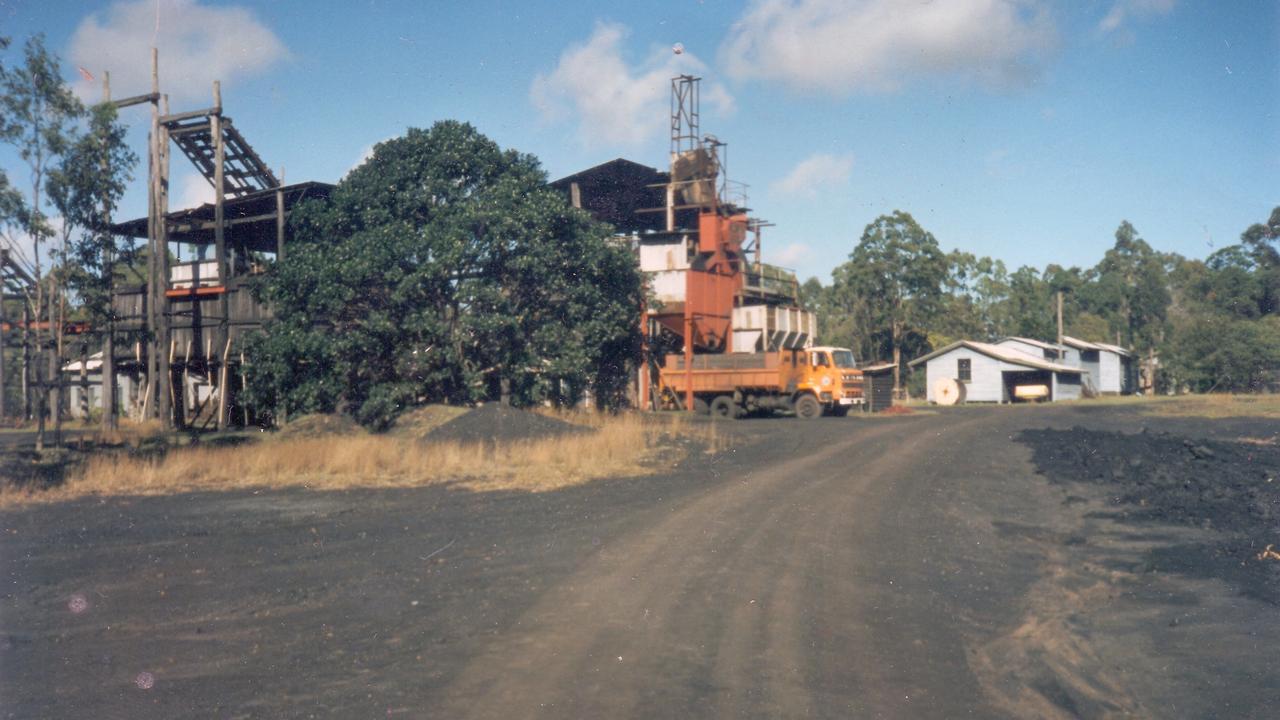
[437,415,995,719]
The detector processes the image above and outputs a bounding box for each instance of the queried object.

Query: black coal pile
[1020,426,1280,601]
[424,404,590,445]
[1020,427,1279,533]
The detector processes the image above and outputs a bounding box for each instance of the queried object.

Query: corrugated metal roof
[909,340,1083,373]
[1062,335,1131,356]
[998,336,1064,352]
[1093,342,1132,357]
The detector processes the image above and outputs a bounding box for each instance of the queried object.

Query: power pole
[1056,290,1063,351]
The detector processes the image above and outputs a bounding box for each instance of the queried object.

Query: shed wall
[1098,352,1122,393]
[924,348,1007,403]
[1053,372,1083,401]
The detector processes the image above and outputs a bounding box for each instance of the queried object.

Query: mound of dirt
[276,413,366,440]
[424,404,589,445]
[1019,426,1280,600]
[386,404,470,440]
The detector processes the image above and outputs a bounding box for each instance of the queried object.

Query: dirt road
[2,406,1277,718]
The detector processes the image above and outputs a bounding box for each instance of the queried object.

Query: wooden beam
[158,106,221,125]
[213,80,229,431]
[146,46,160,421]
[0,253,6,419]
[276,167,285,260]
[110,91,160,109]
[158,100,173,428]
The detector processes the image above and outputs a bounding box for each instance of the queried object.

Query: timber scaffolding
[106,49,333,430]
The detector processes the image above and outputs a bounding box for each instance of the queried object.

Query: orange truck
[656,346,864,419]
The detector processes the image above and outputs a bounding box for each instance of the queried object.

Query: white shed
[910,340,1085,404]
[1062,336,1135,395]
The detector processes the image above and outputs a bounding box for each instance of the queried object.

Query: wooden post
[275,167,285,262]
[683,304,694,412]
[239,351,248,426]
[146,47,160,420]
[102,70,118,433]
[212,81,229,431]
[21,301,29,420]
[157,95,172,428]
[178,340,191,428]
[217,337,231,428]
[1056,290,1064,354]
[0,255,7,421]
[79,343,88,420]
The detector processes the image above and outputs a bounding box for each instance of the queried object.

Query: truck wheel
[692,397,710,415]
[710,395,741,420]
[832,406,850,418]
[793,394,821,420]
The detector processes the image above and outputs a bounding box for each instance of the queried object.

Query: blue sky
[3,0,1277,282]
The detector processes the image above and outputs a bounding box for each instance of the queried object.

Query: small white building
[1062,336,1136,395]
[910,340,1085,404]
[61,352,138,419]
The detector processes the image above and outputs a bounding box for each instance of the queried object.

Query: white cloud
[719,0,1055,95]
[67,0,288,104]
[1098,0,1176,34]
[531,23,735,147]
[771,242,811,268]
[772,153,854,197]
[176,172,214,209]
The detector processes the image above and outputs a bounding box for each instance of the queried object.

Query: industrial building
[910,340,1084,404]
[93,50,334,429]
[551,75,818,410]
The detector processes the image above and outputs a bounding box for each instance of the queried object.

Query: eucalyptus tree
[0,34,84,448]
[48,102,137,432]
[834,210,947,394]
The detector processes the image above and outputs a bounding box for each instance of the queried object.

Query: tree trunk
[48,266,60,447]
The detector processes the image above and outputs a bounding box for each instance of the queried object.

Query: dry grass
[0,412,722,507]
[94,419,168,447]
[1136,393,1280,419]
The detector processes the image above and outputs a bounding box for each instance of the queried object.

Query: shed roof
[1093,342,1132,356]
[909,340,1083,374]
[1061,335,1101,351]
[998,336,1065,352]
[1062,335,1131,356]
[109,181,334,250]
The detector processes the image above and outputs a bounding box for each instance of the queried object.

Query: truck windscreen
[832,350,857,368]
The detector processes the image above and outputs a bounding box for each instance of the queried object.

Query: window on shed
[957,358,972,382]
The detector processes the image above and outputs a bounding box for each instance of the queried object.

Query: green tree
[0,34,84,448]
[245,121,643,429]
[834,211,946,394]
[1081,221,1170,349]
[1166,315,1280,392]
[47,102,136,431]
[1239,205,1279,315]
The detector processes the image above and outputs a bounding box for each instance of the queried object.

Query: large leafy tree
[245,121,643,429]
[834,211,946,393]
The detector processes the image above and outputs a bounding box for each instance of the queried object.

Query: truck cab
[800,346,864,416]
